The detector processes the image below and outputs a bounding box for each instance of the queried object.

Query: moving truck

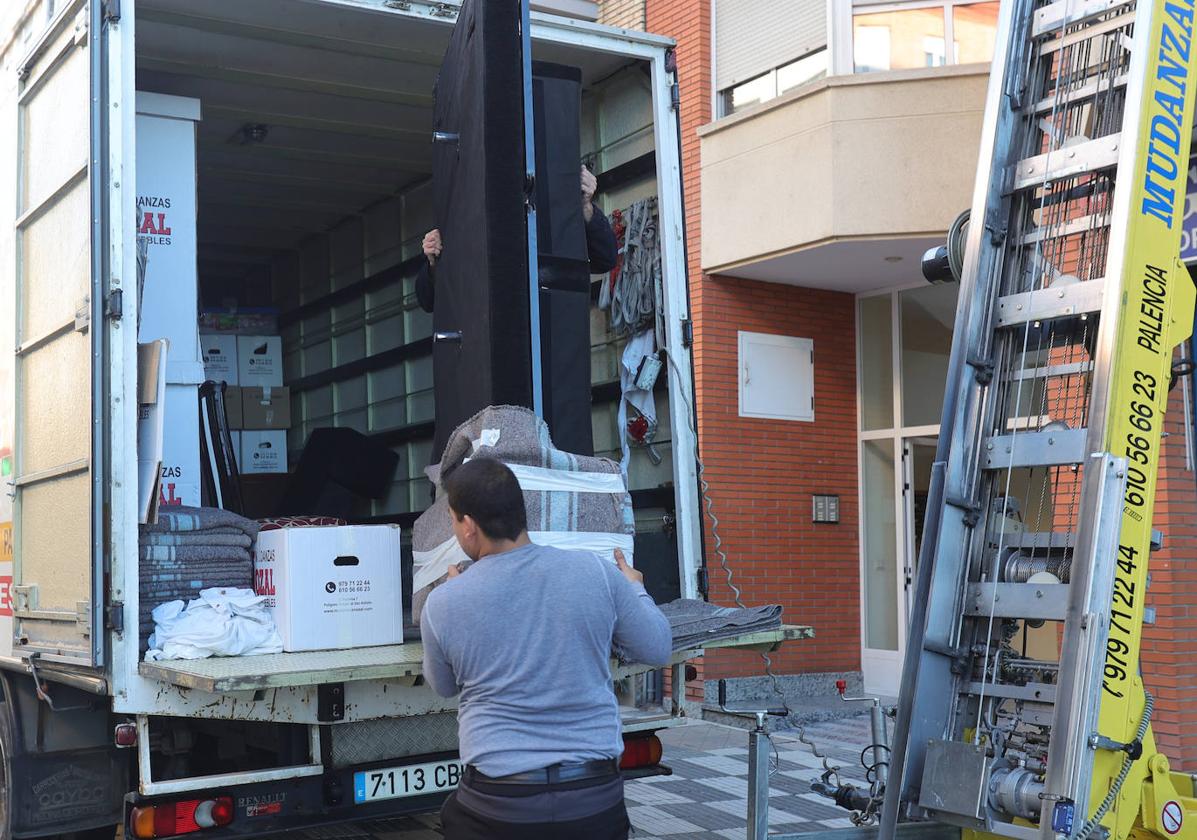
[0,1,803,837]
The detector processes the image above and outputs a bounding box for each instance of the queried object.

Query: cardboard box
[241,430,287,474]
[160,384,203,507]
[240,386,291,430]
[224,386,244,429]
[254,525,403,652]
[136,94,201,365]
[237,336,284,388]
[201,334,239,385]
[137,341,167,524]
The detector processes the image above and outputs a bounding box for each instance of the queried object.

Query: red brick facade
[645,0,862,692]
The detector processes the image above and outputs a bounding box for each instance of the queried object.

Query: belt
[464,759,619,786]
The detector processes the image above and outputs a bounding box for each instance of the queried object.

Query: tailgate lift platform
[138,625,814,693]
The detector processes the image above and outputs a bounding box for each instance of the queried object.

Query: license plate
[353,760,465,804]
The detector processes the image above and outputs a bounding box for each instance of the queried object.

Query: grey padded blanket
[613,599,783,665]
[412,405,634,625]
[139,506,258,652]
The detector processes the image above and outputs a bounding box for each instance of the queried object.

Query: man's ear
[461,514,478,536]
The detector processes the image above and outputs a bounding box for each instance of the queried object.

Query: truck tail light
[620,733,663,769]
[114,722,138,748]
[131,796,234,838]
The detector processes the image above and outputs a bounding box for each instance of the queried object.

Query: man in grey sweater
[420,458,672,839]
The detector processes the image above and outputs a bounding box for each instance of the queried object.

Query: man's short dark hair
[443,459,527,541]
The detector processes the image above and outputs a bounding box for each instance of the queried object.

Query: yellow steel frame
[1070,0,1194,837]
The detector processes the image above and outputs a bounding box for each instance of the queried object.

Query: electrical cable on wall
[662,347,843,787]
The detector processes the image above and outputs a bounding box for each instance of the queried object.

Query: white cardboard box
[137,341,168,523]
[240,430,287,474]
[254,525,403,652]
[201,334,239,385]
[237,336,284,388]
[159,384,202,507]
[136,93,201,366]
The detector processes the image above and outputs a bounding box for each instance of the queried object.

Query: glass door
[902,437,938,619]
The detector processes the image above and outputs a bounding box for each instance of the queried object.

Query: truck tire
[0,705,13,840]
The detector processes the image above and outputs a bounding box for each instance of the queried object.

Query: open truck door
[2,0,131,667]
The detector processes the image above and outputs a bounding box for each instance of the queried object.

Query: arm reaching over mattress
[607,549,671,667]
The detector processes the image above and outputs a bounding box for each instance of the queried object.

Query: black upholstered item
[430,0,533,462]
[278,428,400,518]
[532,60,589,294]
[540,288,594,455]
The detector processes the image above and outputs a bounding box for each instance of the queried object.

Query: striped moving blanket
[411,405,635,626]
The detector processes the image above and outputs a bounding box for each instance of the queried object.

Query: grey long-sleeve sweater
[420,542,672,777]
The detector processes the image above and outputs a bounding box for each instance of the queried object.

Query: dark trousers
[440,791,631,840]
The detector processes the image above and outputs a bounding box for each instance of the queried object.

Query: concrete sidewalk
[272,716,878,839]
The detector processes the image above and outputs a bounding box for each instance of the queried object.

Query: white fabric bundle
[145,587,283,661]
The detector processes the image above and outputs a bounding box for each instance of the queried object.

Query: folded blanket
[143,506,260,539]
[613,599,783,664]
[139,544,252,564]
[143,532,253,549]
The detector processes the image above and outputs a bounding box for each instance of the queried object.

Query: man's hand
[423,229,443,266]
[446,561,461,580]
[614,548,643,585]
[581,166,597,222]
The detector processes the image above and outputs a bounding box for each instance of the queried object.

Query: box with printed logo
[253,525,403,651]
[240,430,287,475]
[237,335,284,388]
[201,334,239,385]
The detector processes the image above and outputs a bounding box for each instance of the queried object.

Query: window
[719,48,828,117]
[738,332,815,422]
[853,1,1000,74]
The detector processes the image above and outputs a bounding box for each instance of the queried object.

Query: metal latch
[680,318,693,348]
[103,0,121,22]
[106,289,123,320]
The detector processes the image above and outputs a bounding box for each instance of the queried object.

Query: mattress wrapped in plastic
[411,405,634,625]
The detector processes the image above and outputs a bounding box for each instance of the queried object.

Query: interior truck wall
[276,64,677,525]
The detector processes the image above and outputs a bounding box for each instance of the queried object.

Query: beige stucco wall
[699,65,990,274]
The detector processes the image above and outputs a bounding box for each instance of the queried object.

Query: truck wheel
[0,706,11,840]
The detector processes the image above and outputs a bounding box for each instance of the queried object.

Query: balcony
[699,64,989,292]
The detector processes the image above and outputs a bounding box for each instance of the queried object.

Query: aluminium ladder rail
[879,1,1197,839]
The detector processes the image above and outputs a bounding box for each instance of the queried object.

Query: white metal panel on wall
[715,0,827,90]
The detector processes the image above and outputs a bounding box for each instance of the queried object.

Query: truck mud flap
[12,747,127,837]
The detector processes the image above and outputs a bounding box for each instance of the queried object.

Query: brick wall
[646,0,861,687]
[598,0,646,29]
[1142,381,1197,769]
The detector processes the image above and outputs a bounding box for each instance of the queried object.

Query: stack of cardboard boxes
[200,333,290,475]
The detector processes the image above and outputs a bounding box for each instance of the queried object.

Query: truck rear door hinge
[102,0,121,22]
[106,602,124,633]
[680,318,693,348]
[696,567,709,599]
[105,289,123,320]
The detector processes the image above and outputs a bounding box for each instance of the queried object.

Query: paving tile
[671,754,750,776]
[625,805,706,836]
